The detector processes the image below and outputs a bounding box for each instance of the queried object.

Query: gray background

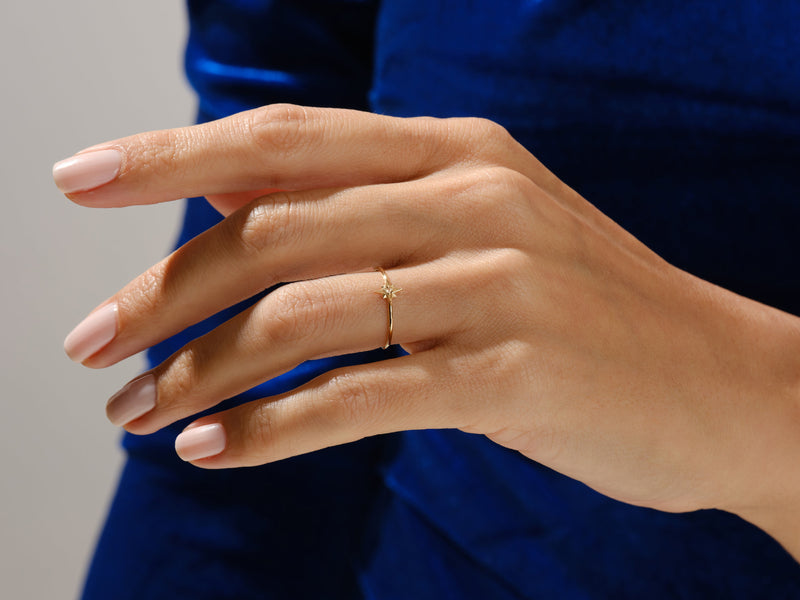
[1,3,193,598]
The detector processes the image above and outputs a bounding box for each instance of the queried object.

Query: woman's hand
[55,105,800,532]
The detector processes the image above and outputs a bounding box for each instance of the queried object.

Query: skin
[61,105,800,561]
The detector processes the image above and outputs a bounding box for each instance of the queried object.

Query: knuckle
[247,104,315,159]
[490,248,533,293]
[156,344,208,412]
[247,402,280,458]
[473,117,511,141]
[493,340,536,396]
[325,372,377,431]
[265,283,330,345]
[234,192,299,256]
[406,115,450,165]
[474,165,537,199]
[479,166,542,222]
[460,117,515,155]
[492,165,539,196]
[463,248,534,318]
[444,166,539,244]
[118,261,170,321]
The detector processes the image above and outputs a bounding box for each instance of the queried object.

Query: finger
[171,350,477,468]
[54,105,472,207]
[51,104,614,255]
[106,261,476,434]
[66,170,496,368]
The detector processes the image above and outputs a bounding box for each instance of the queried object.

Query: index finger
[53,105,471,207]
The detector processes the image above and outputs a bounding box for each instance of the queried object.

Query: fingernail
[106,374,157,427]
[52,148,122,194]
[175,424,227,462]
[64,303,119,363]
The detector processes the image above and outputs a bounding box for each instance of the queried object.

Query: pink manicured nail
[52,148,122,194]
[64,303,119,363]
[106,374,157,426]
[175,424,227,462]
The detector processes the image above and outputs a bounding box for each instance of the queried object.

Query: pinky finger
[174,350,470,468]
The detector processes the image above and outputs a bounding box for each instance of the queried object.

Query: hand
[56,105,800,523]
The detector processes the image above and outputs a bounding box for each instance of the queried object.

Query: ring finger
[107,257,477,434]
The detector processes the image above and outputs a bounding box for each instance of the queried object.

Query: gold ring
[374,267,402,349]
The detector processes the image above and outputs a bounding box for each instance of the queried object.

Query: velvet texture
[83,1,800,598]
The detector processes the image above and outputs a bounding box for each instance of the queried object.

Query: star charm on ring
[377,281,402,300]
[374,267,401,349]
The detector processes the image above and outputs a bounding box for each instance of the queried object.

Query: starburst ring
[374,267,402,349]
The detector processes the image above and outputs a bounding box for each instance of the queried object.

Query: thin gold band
[374,267,401,349]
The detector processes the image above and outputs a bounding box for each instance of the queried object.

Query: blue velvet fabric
[82,1,800,598]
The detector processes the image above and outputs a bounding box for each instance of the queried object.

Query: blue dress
[82,1,800,598]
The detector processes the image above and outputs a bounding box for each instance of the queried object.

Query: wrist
[731,370,800,562]
[695,279,800,560]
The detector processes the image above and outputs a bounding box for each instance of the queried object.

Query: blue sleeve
[185,0,379,118]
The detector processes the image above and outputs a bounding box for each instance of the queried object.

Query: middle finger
[65,171,483,368]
